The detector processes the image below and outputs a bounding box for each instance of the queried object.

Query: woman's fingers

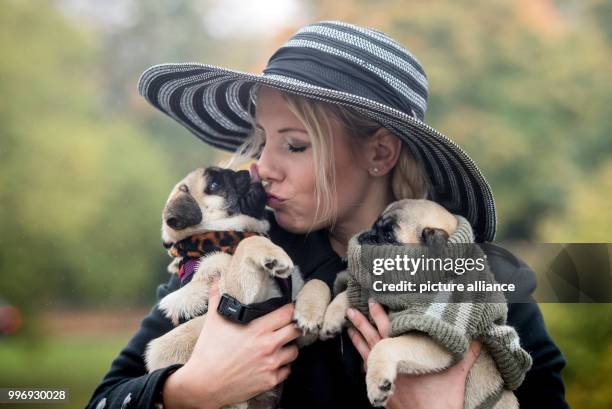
[347,307,381,348]
[276,344,299,367]
[207,277,221,311]
[461,340,482,371]
[271,321,301,348]
[275,365,292,385]
[252,303,295,331]
[347,327,370,363]
[367,298,390,338]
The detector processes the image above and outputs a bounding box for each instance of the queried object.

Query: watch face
[218,294,245,323]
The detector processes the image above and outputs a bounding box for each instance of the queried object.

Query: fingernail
[346,308,355,319]
[368,297,376,306]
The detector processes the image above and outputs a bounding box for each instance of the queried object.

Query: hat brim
[138,63,496,242]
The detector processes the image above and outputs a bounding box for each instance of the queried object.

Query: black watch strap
[217,293,291,324]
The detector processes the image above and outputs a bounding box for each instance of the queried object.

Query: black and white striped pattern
[138,20,496,242]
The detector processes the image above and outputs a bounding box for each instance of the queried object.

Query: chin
[273,210,311,234]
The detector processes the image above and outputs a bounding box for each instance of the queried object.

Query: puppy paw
[319,317,344,340]
[292,305,323,335]
[366,344,398,408]
[293,280,330,336]
[262,256,293,278]
[158,292,184,326]
[158,287,209,326]
[319,291,348,340]
[254,244,293,278]
[366,374,395,407]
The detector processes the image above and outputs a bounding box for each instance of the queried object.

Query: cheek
[333,159,368,210]
[286,154,316,202]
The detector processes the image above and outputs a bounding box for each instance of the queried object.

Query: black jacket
[86,212,569,409]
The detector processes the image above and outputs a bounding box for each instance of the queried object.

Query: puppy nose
[166,217,184,229]
[164,195,202,230]
[421,227,449,246]
[235,170,251,192]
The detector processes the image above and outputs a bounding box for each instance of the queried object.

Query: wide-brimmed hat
[138,20,496,242]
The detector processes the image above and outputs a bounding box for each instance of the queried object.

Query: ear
[364,128,402,176]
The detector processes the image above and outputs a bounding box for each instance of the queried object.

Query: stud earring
[372,167,379,174]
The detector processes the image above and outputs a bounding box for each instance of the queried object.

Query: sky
[55,0,309,37]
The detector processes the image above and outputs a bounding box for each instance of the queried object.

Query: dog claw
[367,375,395,407]
[264,259,277,270]
[379,379,392,392]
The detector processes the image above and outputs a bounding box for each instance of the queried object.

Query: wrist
[162,365,222,409]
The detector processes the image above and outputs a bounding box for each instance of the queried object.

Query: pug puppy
[320,199,524,409]
[145,167,330,409]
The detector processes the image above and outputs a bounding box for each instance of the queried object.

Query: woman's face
[253,86,370,233]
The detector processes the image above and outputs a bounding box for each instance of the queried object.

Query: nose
[256,144,282,184]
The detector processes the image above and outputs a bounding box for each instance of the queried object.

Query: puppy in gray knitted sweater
[320,199,532,408]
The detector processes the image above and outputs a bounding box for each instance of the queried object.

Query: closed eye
[287,143,307,153]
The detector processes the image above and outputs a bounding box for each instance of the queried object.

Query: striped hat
[138,20,496,242]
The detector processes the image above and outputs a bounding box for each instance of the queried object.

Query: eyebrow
[255,124,307,134]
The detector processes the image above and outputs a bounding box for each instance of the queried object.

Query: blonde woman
[87,21,567,409]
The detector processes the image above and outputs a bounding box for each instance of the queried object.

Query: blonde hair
[224,84,429,231]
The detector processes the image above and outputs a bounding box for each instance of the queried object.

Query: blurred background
[1,0,611,407]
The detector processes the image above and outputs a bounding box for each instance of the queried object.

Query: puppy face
[162,167,266,245]
[358,199,458,246]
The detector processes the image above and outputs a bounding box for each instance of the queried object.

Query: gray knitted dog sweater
[343,215,532,391]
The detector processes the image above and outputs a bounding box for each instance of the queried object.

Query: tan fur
[159,252,232,325]
[322,199,520,408]
[161,168,270,245]
[383,199,458,244]
[147,236,328,409]
[293,279,331,335]
[148,166,332,409]
[222,236,293,303]
[145,314,206,370]
[366,334,453,405]
[464,349,517,409]
[320,290,349,340]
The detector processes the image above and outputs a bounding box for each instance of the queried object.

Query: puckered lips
[249,164,285,209]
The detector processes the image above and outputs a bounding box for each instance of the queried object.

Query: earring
[372,167,379,174]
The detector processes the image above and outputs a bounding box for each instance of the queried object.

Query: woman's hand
[346,299,481,409]
[163,278,301,409]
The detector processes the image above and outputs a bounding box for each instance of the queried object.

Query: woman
[87,21,568,408]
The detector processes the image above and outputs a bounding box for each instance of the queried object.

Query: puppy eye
[381,221,396,243]
[209,180,220,192]
[384,229,394,242]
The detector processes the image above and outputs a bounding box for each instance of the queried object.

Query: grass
[0,332,133,409]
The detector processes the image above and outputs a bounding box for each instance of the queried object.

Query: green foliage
[0,1,182,308]
[314,0,612,240]
[541,304,612,409]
